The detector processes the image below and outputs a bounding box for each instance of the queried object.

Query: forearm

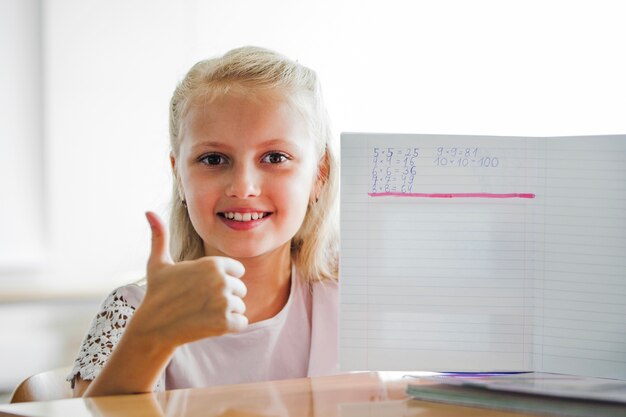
[83,321,175,397]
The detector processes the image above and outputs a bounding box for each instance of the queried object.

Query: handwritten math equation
[371,146,501,194]
[434,147,499,168]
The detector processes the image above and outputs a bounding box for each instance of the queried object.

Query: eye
[261,152,290,164]
[199,153,228,166]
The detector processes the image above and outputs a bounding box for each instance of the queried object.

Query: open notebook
[339,133,626,380]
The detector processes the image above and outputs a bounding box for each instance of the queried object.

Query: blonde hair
[168,46,338,282]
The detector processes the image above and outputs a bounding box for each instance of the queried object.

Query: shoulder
[100,282,146,311]
[310,278,338,299]
[293,267,337,315]
[113,282,146,309]
[87,283,146,332]
[309,278,338,318]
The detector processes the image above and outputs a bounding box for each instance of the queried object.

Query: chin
[226,242,291,261]
[203,235,292,260]
[209,242,265,258]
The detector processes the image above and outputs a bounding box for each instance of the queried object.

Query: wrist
[123,309,177,361]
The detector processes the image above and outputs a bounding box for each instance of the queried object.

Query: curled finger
[228,312,248,333]
[216,257,245,278]
[226,276,247,299]
[228,294,246,315]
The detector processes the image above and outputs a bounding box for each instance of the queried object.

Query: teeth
[223,212,266,222]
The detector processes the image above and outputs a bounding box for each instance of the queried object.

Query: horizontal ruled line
[342,315,625,327]
[540,326,626,338]
[342,302,526,307]
[339,345,526,354]
[537,353,626,365]
[538,345,626,357]
[341,336,525,344]
[368,192,536,199]
[342,328,525,336]
[342,260,626,269]
[341,318,522,324]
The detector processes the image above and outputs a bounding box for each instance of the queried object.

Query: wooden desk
[0,372,537,417]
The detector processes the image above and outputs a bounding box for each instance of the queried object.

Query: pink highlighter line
[368,192,536,199]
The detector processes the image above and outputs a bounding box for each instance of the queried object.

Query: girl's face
[174,92,319,260]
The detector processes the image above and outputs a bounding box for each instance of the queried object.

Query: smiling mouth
[218,212,273,222]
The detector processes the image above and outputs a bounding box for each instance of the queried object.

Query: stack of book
[407,373,626,417]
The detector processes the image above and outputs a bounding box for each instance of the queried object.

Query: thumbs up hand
[130,211,248,349]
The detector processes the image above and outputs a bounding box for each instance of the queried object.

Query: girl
[67,46,339,396]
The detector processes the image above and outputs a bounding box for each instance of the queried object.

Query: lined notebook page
[533,136,626,379]
[339,133,626,379]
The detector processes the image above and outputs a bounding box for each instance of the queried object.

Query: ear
[170,152,186,202]
[312,148,330,201]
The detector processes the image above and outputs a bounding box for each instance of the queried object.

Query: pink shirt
[68,267,338,390]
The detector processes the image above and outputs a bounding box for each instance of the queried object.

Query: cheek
[183,167,217,197]
[183,174,221,220]
[275,168,316,214]
[193,188,220,215]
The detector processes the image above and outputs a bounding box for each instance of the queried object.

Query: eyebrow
[191,141,232,151]
[191,138,299,151]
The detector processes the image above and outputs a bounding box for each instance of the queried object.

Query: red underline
[368,192,536,199]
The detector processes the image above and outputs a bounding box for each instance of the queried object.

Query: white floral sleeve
[67,288,164,391]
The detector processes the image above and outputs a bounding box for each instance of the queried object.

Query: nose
[226,162,261,198]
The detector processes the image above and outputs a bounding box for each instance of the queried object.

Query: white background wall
[0,0,45,273]
[1,0,626,391]
[3,0,626,292]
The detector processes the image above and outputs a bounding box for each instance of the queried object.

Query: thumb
[145,211,174,272]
